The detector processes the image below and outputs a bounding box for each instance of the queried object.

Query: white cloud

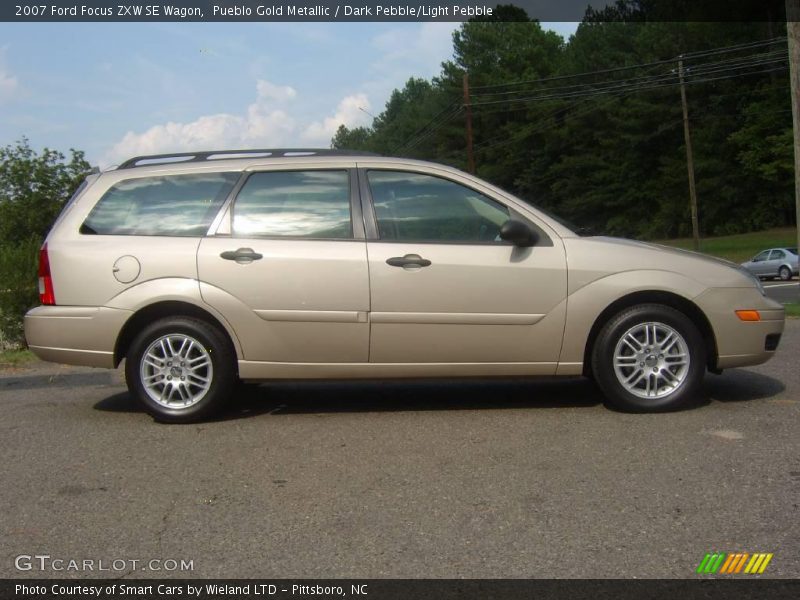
[357,23,458,122]
[302,93,372,146]
[255,79,297,103]
[370,22,458,77]
[105,80,372,166]
[102,23,458,166]
[105,79,297,166]
[0,47,19,103]
[0,69,17,102]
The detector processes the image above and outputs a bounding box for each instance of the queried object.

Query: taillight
[38,243,56,305]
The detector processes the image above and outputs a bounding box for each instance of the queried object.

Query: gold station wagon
[24,149,784,422]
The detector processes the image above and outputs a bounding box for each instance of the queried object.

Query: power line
[469,56,787,108]
[472,80,790,118]
[400,106,464,154]
[389,100,460,154]
[392,104,463,155]
[465,36,786,92]
[470,49,788,101]
[395,37,789,159]
[470,65,788,154]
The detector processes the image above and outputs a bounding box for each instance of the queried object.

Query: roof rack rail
[117,148,380,169]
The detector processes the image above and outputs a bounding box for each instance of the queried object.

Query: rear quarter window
[81,172,238,236]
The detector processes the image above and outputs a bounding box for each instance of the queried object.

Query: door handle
[386,254,432,268]
[220,248,263,262]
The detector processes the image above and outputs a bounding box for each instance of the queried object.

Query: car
[740,247,798,281]
[24,149,785,422]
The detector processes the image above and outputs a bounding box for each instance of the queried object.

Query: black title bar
[3,580,800,600]
[0,0,791,22]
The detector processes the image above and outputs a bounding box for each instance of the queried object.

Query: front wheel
[779,266,792,281]
[591,304,705,412]
[125,317,236,423]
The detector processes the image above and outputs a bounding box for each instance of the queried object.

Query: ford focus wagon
[25,149,784,422]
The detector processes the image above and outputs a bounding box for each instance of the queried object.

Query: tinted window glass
[233,170,352,238]
[771,250,786,260]
[753,251,770,262]
[367,171,509,243]
[82,173,237,236]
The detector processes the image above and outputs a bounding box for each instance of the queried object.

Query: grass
[784,303,800,318]
[656,227,797,264]
[658,227,799,317]
[0,348,36,368]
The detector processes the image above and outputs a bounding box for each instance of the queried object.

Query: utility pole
[787,0,800,268]
[678,57,701,251]
[463,72,476,174]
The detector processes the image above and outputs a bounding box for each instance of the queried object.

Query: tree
[0,138,92,347]
[0,138,92,245]
[331,124,373,151]
[328,11,794,239]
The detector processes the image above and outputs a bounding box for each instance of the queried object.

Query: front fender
[558,270,706,366]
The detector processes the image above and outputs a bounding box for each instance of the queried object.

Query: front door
[751,250,772,276]
[197,167,369,363]
[361,168,568,367]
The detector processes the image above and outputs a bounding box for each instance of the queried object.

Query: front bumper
[24,306,131,368]
[694,287,785,369]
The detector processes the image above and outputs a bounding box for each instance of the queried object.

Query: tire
[779,266,792,281]
[591,304,705,412]
[125,317,237,423]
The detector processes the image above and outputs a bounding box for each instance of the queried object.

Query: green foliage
[784,303,800,318]
[0,348,36,367]
[0,238,40,348]
[0,137,92,245]
[332,13,794,239]
[0,138,91,347]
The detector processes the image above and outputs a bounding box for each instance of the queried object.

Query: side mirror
[499,219,538,247]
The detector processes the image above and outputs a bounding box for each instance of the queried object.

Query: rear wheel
[125,317,236,423]
[779,265,792,281]
[592,304,705,412]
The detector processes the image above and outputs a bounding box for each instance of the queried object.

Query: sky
[0,21,579,167]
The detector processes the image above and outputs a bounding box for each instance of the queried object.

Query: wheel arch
[582,290,718,377]
[114,300,240,368]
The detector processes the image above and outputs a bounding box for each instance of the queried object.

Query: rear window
[81,172,238,236]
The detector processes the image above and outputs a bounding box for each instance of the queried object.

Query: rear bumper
[694,288,785,369]
[24,305,131,368]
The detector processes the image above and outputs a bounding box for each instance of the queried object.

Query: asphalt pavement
[1,322,798,579]
[764,280,799,305]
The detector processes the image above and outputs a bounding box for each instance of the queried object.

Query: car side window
[233,170,352,239]
[753,251,771,262]
[367,170,510,243]
[81,172,238,236]
[771,250,786,260]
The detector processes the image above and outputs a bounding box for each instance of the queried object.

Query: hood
[590,236,742,270]
[564,236,758,291]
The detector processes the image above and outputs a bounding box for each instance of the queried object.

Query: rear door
[770,249,787,274]
[197,164,370,363]
[359,166,568,368]
[750,250,772,276]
